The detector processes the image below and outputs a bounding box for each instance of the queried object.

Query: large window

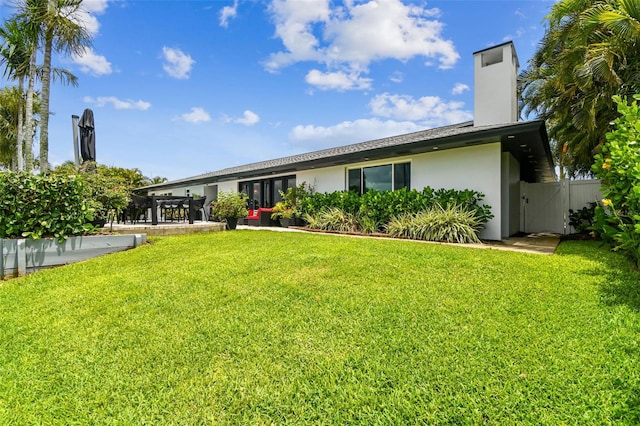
[363,164,392,192]
[348,162,410,194]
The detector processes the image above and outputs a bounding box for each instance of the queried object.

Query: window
[348,162,410,194]
[238,175,296,208]
[348,169,361,193]
[273,179,283,204]
[363,164,392,192]
[394,162,410,190]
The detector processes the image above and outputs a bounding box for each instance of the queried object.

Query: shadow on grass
[557,240,640,312]
[558,241,640,423]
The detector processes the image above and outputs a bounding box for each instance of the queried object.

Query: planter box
[1,234,146,279]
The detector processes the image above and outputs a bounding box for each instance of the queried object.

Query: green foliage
[0,232,639,423]
[300,189,361,216]
[270,182,311,220]
[305,207,361,233]
[210,190,248,220]
[386,203,482,243]
[270,201,294,220]
[519,0,640,177]
[52,162,131,223]
[301,186,493,233]
[569,202,597,233]
[592,94,640,264]
[0,171,93,241]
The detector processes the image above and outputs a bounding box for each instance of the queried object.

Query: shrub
[210,191,248,220]
[386,203,482,243]
[301,190,361,216]
[271,182,312,220]
[569,202,597,234]
[592,94,640,264]
[0,172,94,241]
[52,162,131,224]
[300,186,493,232]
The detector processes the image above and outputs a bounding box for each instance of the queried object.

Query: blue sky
[0,0,555,181]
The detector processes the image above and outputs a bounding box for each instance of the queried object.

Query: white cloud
[72,48,112,76]
[67,0,108,36]
[289,118,424,148]
[84,96,151,110]
[369,93,472,127]
[220,0,239,27]
[265,0,459,88]
[389,71,403,83]
[181,107,211,123]
[451,83,470,95]
[503,28,525,42]
[305,69,372,91]
[237,110,260,125]
[162,47,195,79]
[223,110,260,126]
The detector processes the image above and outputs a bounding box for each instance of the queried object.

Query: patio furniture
[247,207,274,226]
[129,194,152,224]
[146,195,196,225]
[191,196,208,221]
[161,198,186,222]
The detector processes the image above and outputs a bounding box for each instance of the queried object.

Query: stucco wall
[155,144,504,240]
[410,143,502,241]
[297,166,345,194]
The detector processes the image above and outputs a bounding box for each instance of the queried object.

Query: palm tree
[0,16,35,170]
[18,0,90,173]
[0,87,20,169]
[0,87,41,168]
[519,0,640,177]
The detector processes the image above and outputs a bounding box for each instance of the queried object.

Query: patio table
[148,195,195,225]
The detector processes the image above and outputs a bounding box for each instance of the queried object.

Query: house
[142,42,555,241]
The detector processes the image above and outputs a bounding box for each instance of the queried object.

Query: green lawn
[0,231,639,424]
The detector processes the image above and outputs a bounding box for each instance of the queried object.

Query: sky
[0,0,556,181]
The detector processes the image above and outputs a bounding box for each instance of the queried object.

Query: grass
[0,230,639,424]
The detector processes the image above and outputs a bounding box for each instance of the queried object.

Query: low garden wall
[0,234,146,279]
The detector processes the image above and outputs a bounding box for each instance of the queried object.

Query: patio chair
[160,198,184,222]
[192,196,208,221]
[130,194,151,224]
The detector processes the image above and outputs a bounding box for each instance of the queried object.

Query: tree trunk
[23,48,36,172]
[16,77,25,171]
[39,28,53,173]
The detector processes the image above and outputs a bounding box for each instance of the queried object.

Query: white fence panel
[522,181,564,234]
[567,180,603,212]
[521,179,603,235]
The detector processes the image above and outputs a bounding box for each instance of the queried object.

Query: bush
[386,203,482,243]
[52,162,131,224]
[210,191,248,220]
[592,94,640,264]
[300,186,493,232]
[569,202,597,234]
[0,172,94,241]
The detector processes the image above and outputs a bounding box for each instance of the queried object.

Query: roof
[141,119,555,191]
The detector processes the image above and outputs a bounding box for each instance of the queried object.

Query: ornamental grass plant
[386,203,482,243]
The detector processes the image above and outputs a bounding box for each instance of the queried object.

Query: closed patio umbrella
[78,108,96,163]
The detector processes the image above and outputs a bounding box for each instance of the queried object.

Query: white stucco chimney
[473,42,519,127]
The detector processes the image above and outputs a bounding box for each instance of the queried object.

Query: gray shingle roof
[142,119,554,190]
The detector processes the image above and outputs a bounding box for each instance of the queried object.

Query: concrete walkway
[478,233,561,255]
[239,225,561,255]
[105,221,561,255]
